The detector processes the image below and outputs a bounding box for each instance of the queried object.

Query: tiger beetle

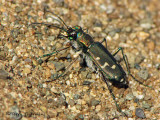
[31,10,152,114]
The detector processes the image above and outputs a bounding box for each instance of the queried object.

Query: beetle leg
[112,47,130,74]
[100,72,121,112]
[38,46,70,59]
[112,47,153,88]
[100,38,107,48]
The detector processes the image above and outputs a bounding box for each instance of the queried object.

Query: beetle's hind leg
[100,72,127,116]
[100,38,107,48]
[100,72,121,112]
[112,47,152,88]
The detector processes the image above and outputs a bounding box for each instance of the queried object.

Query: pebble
[68,99,75,107]
[22,67,31,75]
[55,42,63,49]
[32,59,39,66]
[83,81,92,85]
[0,69,8,79]
[135,54,145,64]
[91,99,100,106]
[74,94,80,100]
[135,108,146,118]
[51,87,59,94]
[147,41,155,51]
[126,93,134,100]
[95,105,101,112]
[66,80,70,86]
[50,61,65,72]
[79,71,88,79]
[45,68,51,78]
[15,6,22,13]
[140,19,152,29]
[137,68,149,80]
[137,31,150,41]
[47,36,56,41]
[142,101,152,109]
[124,110,132,118]
[40,106,47,113]
[75,104,82,110]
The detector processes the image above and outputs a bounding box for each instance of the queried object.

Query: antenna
[29,22,67,32]
[44,9,69,29]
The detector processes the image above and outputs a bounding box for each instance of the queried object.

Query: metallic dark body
[87,42,126,83]
[66,26,127,85]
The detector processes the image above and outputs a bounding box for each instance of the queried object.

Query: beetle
[31,9,152,114]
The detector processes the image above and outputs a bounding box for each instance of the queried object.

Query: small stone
[0,69,8,79]
[113,33,120,40]
[86,72,92,79]
[93,27,102,32]
[22,67,31,75]
[74,94,80,100]
[137,31,150,41]
[128,118,134,120]
[75,104,82,110]
[67,114,75,120]
[125,26,132,32]
[91,99,100,106]
[10,92,17,98]
[135,54,144,64]
[137,94,144,100]
[126,93,134,100]
[15,6,22,13]
[83,81,92,85]
[47,62,55,69]
[24,58,31,63]
[155,63,160,70]
[55,42,62,49]
[47,36,56,41]
[40,106,47,113]
[140,19,152,29]
[80,71,88,79]
[95,105,101,112]
[78,114,84,119]
[45,68,51,78]
[0,50,6,60]
[142,101,152,109]
[147,41,155,51]
[135,108,146,118]
[32,59,38,66]
[47,109,57,118]
[129,106,135,111]
[50,61,65,72]
[123,110,133,118]
[68,99,75,107]
[66,80,70,86]
[51,87,59,94]
[137,68,149,80]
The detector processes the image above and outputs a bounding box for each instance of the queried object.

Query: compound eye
[71,31,77,39]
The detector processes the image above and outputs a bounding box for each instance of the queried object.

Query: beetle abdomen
[87,42,126,83]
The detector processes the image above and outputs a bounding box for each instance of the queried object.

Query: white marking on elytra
[120,78,124,82]
[111,65,116,69]
[101,62,109,68]
[96,57,100,60]
[115,76,117,79]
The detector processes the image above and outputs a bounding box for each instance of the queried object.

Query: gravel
[1,0,160,119]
